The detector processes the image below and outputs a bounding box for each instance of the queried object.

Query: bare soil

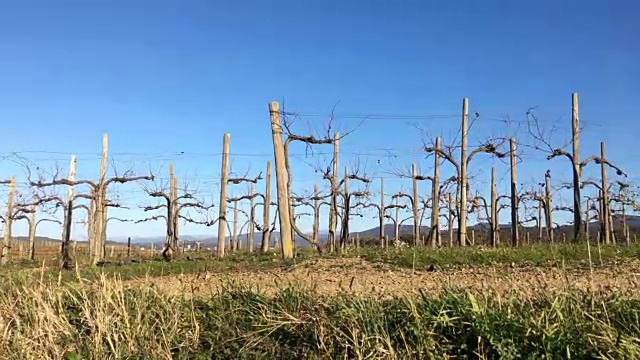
[128,257,640,299]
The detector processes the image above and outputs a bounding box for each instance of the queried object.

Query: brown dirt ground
[127,257,640,299]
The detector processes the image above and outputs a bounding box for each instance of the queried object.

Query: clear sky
[0,0,638,242]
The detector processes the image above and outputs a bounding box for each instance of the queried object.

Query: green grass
[4,242,639,287]
[1,275,639,359]
[3,251,297,286]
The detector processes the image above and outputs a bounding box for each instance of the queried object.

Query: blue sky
[0,0,638,241]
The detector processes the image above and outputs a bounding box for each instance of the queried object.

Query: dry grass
[0,274,199,359]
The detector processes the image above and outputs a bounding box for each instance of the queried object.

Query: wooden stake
[28,195,37,261]
[127,237,131,258]
[329,132,339,253]
[571,93,583,241]
[340,166,350,251]
[509,138,519,246]
[380,177,385,248]
[394,194,400,246]
[448,193,454,247]
[459,98,469,247]
[1,176,16,265]
[431,137,441,247]
[248,182,255,253]
[491,166,498,247]
[313,184,320,245]
[411,164,420,246]
[537,200,543,242]
[61,155,77,269]
[232,200,239,251]
[217,133,230,257]
[545,171,554,243]
[268,102,293,259]
[600,142,610,245]
[92,133,108,265]
[261,160,271,252]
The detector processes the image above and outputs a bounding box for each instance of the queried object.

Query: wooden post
[92,133,108,265]
[126,237,131,257]
[394,194,400,246]
[379,177,385,248]
[491,166,498,247]
[600,142,610,245]
[261,161,271,252]
[411,164,420,246]
[571,93,583,241]
[431,137,441,247]
[290,197,296,250]
[248,182,255,253]
[448,193,454,247]
[585,198,590,242]
[509,138,519,246]
[1,176,16,265]
[61,155,77,269]
[217,133,230,257]
[329,131,339,253]
[545,171,554,243]
[340,166,350,251]
[313,184,320,245]
[537,200,543,242]
[88,196,95,258]
[28,196,37,261]
[232,200,239,251]
[170,164,178,251]
[471,229,475,245]
[101,205,108,259]
[269,102,294,259]
[459,98,469,247]
[526,231,530,245]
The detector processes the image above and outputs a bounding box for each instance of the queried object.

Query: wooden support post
[448,193,454,247]
[431,137,441,247]
[127,237,131,258]
[1,176,16,265]
[571,93,583,241]
[313,184,320,245]
[509,138,519,246]
[232,200,239,251]
[380,177,385,248]
[28,196,37,261]
[459,98,469,247]
[411,164,420,246]
[545,171,554,243]
[170,164,178,251]
[491,166,498,247]
[217,133,230,257]
[329,131,339,253]
[61,155,77,269]
[92,134,108,265]
[537,200,543,242]
[269,102,294,259]
[248,182,255,253]
[394,194,400,246]
[585,198,591,242]
[341,166,350,251]
[600,142,610,245]
[261,160,272,252]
